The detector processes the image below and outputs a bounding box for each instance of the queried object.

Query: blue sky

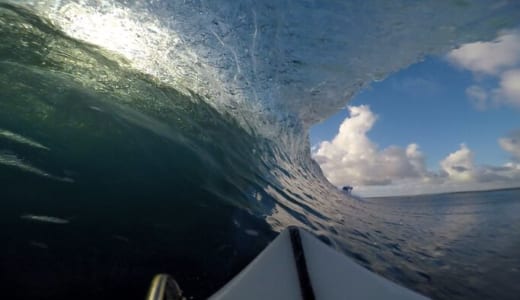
[311,57,518,168]
[311,30,520,197]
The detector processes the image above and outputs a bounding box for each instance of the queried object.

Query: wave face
[9,0,520,134]
[0,1,519,299]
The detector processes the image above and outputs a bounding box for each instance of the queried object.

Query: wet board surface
[210,227,429,300]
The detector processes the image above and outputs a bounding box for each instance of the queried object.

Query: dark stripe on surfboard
[289,227,316,300]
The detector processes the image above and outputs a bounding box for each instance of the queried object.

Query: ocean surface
[1,1,519,299]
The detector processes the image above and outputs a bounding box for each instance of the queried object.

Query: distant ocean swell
[1,1,519,299]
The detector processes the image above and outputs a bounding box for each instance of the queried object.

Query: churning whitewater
[1,1,519,299]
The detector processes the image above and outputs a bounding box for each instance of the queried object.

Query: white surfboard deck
[210,227,429,300]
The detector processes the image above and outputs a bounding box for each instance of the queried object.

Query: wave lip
[10,0,520,137]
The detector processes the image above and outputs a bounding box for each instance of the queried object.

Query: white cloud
[447,29,520,110]
[499,130,520,161]
[313,105,520,197]
[440,144,474,181]
[495,69,520,107]
[466,85,488,110]
[447,30,520,75]
[313,105,427,187]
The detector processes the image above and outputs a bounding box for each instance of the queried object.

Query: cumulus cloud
[440,144,475,181]
[313,105,427,187]
[447,29,520,109]
[496,69,520,107]
[447,30,520,75]
[313,105,520,196]
[466,85,489,110]
[499,130,520,161]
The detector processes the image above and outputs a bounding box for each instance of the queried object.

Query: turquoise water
[1,2,519,299]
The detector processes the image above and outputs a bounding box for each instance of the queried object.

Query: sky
[310,29,520,197]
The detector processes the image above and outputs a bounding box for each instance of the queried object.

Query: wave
[0,2,329,237]
[2,0,514,226]
[6,1,519,136]
[1,1,519,298]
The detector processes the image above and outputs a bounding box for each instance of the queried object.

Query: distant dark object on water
[342,186,353,194]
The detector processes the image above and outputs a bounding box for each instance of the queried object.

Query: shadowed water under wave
[0,6,330,298]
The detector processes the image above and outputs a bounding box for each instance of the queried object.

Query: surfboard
[148,227,429,300]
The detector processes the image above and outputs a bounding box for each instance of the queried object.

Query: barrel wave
[1,1,519,299]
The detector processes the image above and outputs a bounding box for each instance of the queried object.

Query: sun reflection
[42,1,228,104]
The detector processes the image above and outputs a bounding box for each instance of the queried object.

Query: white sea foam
[21,214,69,224]
[0,129,49,150]
[0,152,73,183]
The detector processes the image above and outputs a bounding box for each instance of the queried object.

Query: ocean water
[0,1,519,299]
[363,189,520,300]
